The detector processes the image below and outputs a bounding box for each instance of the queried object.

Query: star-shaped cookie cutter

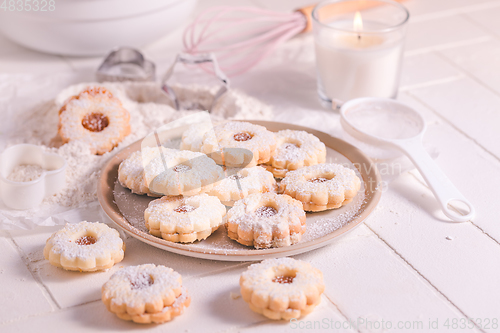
[161,53,229,111]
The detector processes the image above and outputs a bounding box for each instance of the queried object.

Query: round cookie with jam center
[144,194,227,243]
[102,264,190,324]
[43,221,125,272]
[225,192,306,249]
[118,146,177,196]
[240,257,325,320]
[143,149,224,196]
[180,121,221,152]
[200,121,277,167]
[264,129,326,178]
[279,163,361,212]
[58,87,131,155]
[208,166,277,206]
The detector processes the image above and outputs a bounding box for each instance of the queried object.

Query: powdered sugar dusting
[1,81,272,228]
[267,130,326,170]
[208,166,277,204]
[255,206,278,218]
[130,272,154,289]
[113,146,369,254]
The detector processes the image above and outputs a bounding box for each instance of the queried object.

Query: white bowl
[0,0,197,56]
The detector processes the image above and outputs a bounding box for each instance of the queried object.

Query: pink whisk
[183,6,315,76]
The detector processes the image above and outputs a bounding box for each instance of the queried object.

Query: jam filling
[309,177,329,183]
[173,164,191,173]
[81,86,113,98]
[174,204,196,213]
[233,132,252,142]
[82,113,109,132]
[76,236,96,246]
[255,206,277,218]
[130,274,154,289]
[272,276,294,284]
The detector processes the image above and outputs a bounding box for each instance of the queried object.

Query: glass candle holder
[312,0,409,110]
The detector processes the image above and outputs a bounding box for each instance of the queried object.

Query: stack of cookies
[101,264,190,324]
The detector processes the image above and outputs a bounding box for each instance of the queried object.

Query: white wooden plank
[465,5,500,36]
[405,15,488,53]
[294,225,476,333]
[439,38,500,95]
[364,173,500,332]
[409,77,500,161]
[403,0,500,19]
[401,53,462,90]
[0,237,55,324]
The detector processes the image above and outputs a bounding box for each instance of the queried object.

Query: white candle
[315,13,404,103]
[312,0,409,109]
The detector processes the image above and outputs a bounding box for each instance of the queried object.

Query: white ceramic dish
[98,121,382,261]
[0,0,197,56]
[0,144,66,210]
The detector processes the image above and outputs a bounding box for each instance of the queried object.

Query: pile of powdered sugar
[8,164,44,182]
[1,81,273,229]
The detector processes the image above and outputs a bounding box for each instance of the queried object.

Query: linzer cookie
[208,166,277,206]
[144,194,226,243]
[240,258,325,320]
[102,264,190,324]
[280,163,361,212]
[225,192,306,249]
[43,221,125,272]
[58,87,131,155]
[118,146,177,196]
[180,121,220,152]
[264,130,326,178]
[200,121,277,167]
[143,149,223,196]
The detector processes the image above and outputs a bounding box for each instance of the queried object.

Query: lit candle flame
[353,11,363,32]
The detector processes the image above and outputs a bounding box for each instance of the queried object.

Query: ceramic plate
[97,121,382,261]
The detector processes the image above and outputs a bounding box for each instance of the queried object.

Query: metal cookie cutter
[96,47,155,82]
[0,144,66,210]
[161,53,230,111]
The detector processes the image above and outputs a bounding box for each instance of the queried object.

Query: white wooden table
[1,0,499,332]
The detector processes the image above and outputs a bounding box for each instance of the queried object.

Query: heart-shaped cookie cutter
[0,144,67,210]
[96,47,155,82]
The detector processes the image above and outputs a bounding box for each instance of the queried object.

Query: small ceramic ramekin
[0,144,66,210]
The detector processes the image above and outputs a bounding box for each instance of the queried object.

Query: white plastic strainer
[340,98,475,222]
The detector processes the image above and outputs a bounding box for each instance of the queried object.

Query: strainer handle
[395,139,476,222]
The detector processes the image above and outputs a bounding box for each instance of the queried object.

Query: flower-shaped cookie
[208,166,277,206]
[240,258,325,320]
[145,194,227,243]
[118,146,176,196]
[200,121,277,167]
[44,221,125,272]
[102,264,190,324]
[58,87,131,155]
[280,163,361,212]
[143,149,224,196]
[264,130,326,178]
[225,193,306,249]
